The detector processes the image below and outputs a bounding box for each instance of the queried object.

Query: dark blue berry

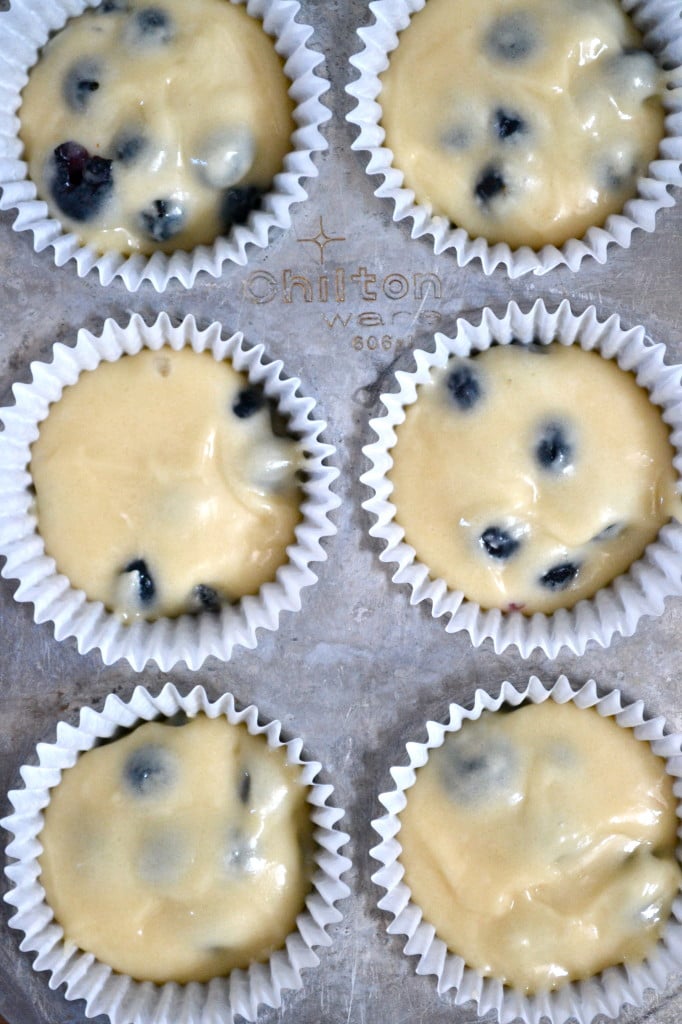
[475,165,506,205]
[592,522,624,542]
[50,142,113,221]
[494,108,526,140]
[232,386,265,419]
[123,558,156,604]
[439,734,518,805]
[480,526,520,560]
[112,129,147,164]
[63,61,101,112]
[99,0,130,11]
[221,185,265,230]
[138,199,185,242]
[239,769,251,805]
[540,562,580,590]
[192,584,221,613]
[131,6,174,43]
[446,364,482,411]
[485,13,537,62]
[535,421,573,472]
[123,744,177,797]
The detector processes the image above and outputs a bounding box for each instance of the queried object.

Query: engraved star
[297,216,345,265]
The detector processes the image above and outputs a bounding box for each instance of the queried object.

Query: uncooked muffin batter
[20,0,295,254]
[380,0,665,248]
[399,701,681,993]
[39,714,313,983]
[30,347,302,621]
[388,343,680,614]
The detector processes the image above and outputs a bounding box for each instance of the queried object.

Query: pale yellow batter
[380,0,665,248]
[388,343,681,615]
[399,701,681,993]
[38,714,313,983]
[20,0,295,254]
[30,347,302,621]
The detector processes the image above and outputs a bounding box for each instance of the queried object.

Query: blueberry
[123,558,156,604]
[50,142,113,222]
[221,185,265,231]
[123,744,177,797]
[493,108,526,140]
[62,60,101,112]
[438,731,518,805]
[112,129,147,165]
[138,199,185,242]
[239,768,251,805]
[232,385,266,419]
[480,526,521,560]
[592,522,624,542]
[485,12,537,62]
[475,165,506,206]
[130,6,174,44]
[535,421,573,472]
[192,584,222,614]
[602,153,637,192]
[446,363,482,411]
[99,0,130,11]
[540,562,580,590]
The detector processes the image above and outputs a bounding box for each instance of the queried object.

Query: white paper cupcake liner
[361,298,682,658]
[0,311,339,671]
[2,681,351,1024]
[346,0,682,278]
[0,0,330,292]
[371,674,682,1024]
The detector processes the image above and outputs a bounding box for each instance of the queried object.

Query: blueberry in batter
[128,6,175,45]
[480,526,521,561]
[446,364,482,411]
[50,142,113,221]
[20,0,295,255]
[138,198,185,242]
[379,0,666,248]
[122,558,156,605]
[540,562,581,590]
[124,744,178,797]
[438,730,518,804]
[388,342,681,615]
[535,420,573,473]
[221,185,265,230]
[485,11,538,63]
[62,60,101,112]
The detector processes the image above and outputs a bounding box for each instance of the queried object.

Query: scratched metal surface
[0,1,681,1022]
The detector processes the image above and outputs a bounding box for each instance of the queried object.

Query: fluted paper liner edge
[346,0,682,279]
[370,675,682,1024]
[0,311,340,671]
[0,0,330,292]
[2,682,351,1024]
[360,298,682,658]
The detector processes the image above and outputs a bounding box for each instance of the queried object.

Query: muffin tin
[0,1,681,1023]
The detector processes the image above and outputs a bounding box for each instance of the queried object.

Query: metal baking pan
[0,1,681,1021]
